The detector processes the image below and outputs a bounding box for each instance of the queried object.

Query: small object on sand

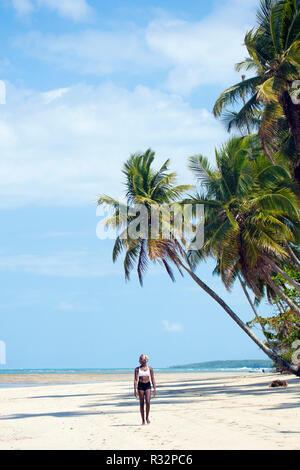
[269,379,288,388]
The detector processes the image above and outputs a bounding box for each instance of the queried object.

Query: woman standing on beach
[134,354,156,425]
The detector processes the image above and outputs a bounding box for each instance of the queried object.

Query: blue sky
[0,0,273,369]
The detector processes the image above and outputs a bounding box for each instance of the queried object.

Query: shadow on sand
[0,374,299,421]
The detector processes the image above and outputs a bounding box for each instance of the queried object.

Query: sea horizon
[0,366,272,374]
[0,366,273,389]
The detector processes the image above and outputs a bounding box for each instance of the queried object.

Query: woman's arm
[134,368,138,397]
[150,367,156,396]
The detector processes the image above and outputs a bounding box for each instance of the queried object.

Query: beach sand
[0,371,299,450]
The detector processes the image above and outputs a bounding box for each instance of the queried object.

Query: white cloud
[0,81,227,208]
[15,29,161,75]
[11,0,33,15]
[14,0,258,91]
[57,300,74,310]
[145,0,258,94]
[0,251,122,277]
[37,0,93,21]
[162,320,182,333]
[10,0,93,21]
[11,0,34,16]
[4,0,259,209]
[41,87,70,104]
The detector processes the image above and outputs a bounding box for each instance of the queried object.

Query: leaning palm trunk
[268,260,300,292]
[275,300,285,314]
[179,260,300,377]
[267,277,300,318]
[236,271,271,346]
[286,245,300,266]
[237,272,259,318]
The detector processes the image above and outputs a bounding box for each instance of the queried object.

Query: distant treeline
[170,360,273,369]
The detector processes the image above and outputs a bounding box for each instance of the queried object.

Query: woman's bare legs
[138,390,145,424]
[145,389,151,424]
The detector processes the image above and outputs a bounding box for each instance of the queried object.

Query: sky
[0,0,274,369]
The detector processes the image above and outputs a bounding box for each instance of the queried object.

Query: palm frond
[213,76,264,117]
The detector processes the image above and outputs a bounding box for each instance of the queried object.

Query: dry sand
[0,371,299,450]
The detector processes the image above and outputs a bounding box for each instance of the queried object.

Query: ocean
[0,367,270,374]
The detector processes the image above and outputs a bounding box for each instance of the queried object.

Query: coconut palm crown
[97,149,193,285]
[184,136,300,312]
[213,0,300,180]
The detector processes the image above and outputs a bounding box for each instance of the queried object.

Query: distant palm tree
[213,0,300,181]
[97,149,300,377]
[185,136,300,316]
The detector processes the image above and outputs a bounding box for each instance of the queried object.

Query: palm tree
[185,136,300,316]
[98,149,193,285]
[97,149,300,377]
[213,0,300,181]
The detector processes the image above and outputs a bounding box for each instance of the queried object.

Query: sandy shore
[0,371,299,450]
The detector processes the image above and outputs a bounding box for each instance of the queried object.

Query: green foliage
[249,266,300,367]
[185,135,300,303]
[271,265,300,307]
[97,149,193,285]
[213,0,300,180]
